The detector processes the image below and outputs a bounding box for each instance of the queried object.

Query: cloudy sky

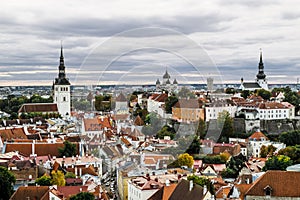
[0,0,299,86]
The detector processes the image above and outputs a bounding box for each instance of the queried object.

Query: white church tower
[53,45,71,117]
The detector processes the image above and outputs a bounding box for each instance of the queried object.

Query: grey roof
[242,82,261,89]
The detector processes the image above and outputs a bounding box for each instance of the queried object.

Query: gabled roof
[173,99,201,109]
[5,142,68,157]
[249,131,268,141]
[57,186,89,199]
[148,184,177,200]
[168,179,204,200]
[0,127,27,142]
[18,103,58,113]
[258,102,287,109]
[116,93,127,102]
[245,171,300,197]
[242,82,261,89]
[10,186,49,200]
[134,115,144,126]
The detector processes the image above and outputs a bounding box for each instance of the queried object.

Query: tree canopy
[221,154,246,178]
[70,192,94,200]
[165,95,178,114]
[35,174,52,186]
[156,125,176,140]
[262,155,293,171]
[278,145,300,164]
[51,170,66,186]
[279,130,300,146]
[217,111,234,142]
[256,89,271,100]
[177,153,194,168]
[58,141,77,157]
[0,166,16,200]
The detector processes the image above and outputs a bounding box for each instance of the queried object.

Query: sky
[0,0,300,86]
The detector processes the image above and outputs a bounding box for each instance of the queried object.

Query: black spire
[256,50,266,80]
[54,44,70,85]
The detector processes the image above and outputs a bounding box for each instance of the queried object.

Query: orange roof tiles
[249,131,268,140]
[246,171,300,197]
[10,186,49,200]
[0,127,27,142]
[18,103,58,113]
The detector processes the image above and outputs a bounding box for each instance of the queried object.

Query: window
[63,97,66,101]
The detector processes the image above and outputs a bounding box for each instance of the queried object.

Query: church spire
[256,49,266,80]
[54,44,70,85]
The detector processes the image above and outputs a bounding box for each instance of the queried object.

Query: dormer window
[264,185,272,196]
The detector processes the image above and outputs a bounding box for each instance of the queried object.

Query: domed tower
[163,69,171,85]
[53,45,71,117]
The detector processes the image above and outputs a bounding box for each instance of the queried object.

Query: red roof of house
[10,186,49,200]
[249,131,268,140]
[57,186,89,199]
[246,171,300,197]
[18,103,58,113]
[0,127,27,142]
[5,142,78,157]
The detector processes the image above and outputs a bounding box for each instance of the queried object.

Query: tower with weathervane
[53,45,71,117]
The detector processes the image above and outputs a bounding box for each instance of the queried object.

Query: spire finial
[60,40,64,58]
[259,48,263,63]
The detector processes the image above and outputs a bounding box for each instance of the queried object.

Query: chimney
[189,180,193,191]
[203,185,207,195]
[177,174,182,180]
[165,179,170,186]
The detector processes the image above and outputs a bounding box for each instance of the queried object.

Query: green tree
[95,94,111,111]
[225,87,236,94]
[196,118,206,139]
[257,89,271,100]
[222,154,246,178]
[217,111,234,142]
[177,153,194,168]
[278,145,300,164]
[58,141,77,157]
[202,155,226,164]
[165,95,178,114]
[35,174,52,186]
[279,130,300,146]
[185,136,201,155]
[178,87,195,99]
[0,166,16,200]
[241,90,251,99]
[65,172,76,179]
[156,125,176,139]
[263,155,293,171]
[187,175,215,195]
[260,145,277,158]
[51,170,66,186]
[70,192,94,200]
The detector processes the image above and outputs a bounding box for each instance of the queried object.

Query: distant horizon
[1,1,299,86]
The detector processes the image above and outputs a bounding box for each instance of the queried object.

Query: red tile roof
[10,186,49,200]
[18,103,58,113]
[245,171,300,197]
[249,131,268,140]
[5,142,78,157]
[0,127,28,142]
[57,186,89,199]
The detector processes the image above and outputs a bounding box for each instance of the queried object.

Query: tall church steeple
[256,50,266,80]
[53,44,71,117]
[55,44,70,85]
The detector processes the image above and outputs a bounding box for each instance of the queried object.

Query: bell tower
[53,45,71,117]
